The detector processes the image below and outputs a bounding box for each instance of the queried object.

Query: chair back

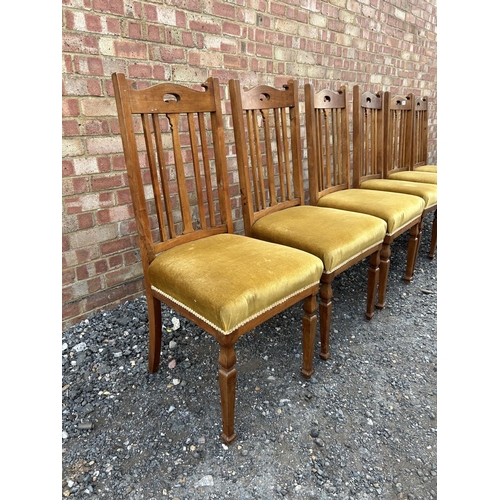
[412,95,429,169]
[112,74,233,272]
[384,91,414,177]
[352,85,385,186]
[304,84,350,205]
[229,79,304,233]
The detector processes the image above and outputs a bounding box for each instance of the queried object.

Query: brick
[63,98,80,117]
[96,204,133,224]
[75,56,104,75]
[86,136,123,155]
[100,235,134,256]
[78,213,94,229]
[93,0,124,16]
[68,224,119,250]
[91,173,125,191]
[63,138,85,157]
[105,262,143,287]
[63,119,80,136]
[212,1,235,19]
[114,40,148,59]
[62,302,81,326]
[63,33,99,54]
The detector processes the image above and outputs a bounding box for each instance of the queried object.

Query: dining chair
[384,92,437,184]
[304,83,424,311]
[412,95,437,173]
[353,86,438,260]
[228,78,387,362]
[111,73,324,444]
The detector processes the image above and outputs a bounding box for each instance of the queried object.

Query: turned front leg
[301,293,318,378]
[366,249,380,319]
[319,278,332,361]
[218,343,237,444]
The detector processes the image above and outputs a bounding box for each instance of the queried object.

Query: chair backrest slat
[412,95,429,168]
[112,73,232,264]
[229,79,303,232]
[304,84,350,204]
[385,92,414,176]
[352,86,385,186]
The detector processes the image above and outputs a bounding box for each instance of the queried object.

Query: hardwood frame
[305,83,421,308]
[112,73,321,443]
[229,78,385,361]
[351,86,437,261]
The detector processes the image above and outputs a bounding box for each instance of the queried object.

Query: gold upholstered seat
[112,73,324,444]
[415,165,437,173]
[304,83,425,309]
[388,170,437,183]
[229,79,387,362]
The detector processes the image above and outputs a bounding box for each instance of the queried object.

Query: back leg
[366,248,381,318]
[147,293,162,373]
[428,210,437,259]
[405,222,420,282]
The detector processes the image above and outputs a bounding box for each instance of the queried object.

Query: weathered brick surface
[62,0,438,331]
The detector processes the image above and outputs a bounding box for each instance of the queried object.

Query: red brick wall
[62,0,437,331]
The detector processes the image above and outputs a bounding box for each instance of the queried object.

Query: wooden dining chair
[304,83,424,311]
[384,92,437,184]
[354,87,438,260]
[111,73,324,444]
[412,95,437,173]
[228,78,387,362]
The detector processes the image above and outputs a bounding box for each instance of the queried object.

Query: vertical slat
[142,113,169,241]
[169,113,194,234]
[152,114,174,240]
[187,112,207,230]
[198,111,216,227]
[335,108,341,186]
[262,109,277,206]
[247,110,262,210]
[316,109,324,191]
[273,107,286,201]
[324,109,332,188]
[399,109,405,168]
[370,108,375,176]
[340,99,349,187]
[280,107,293,201]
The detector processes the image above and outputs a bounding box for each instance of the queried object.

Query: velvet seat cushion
[415,165,437,173]
[360,179,437,209]
[388,171,437,184]
[317,189,425,236]
[251,205,387,274]
[148,233,323,335]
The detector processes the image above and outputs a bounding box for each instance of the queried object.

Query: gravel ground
[62,215,437,500]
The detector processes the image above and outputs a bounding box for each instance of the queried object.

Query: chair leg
[318,277,332,361]
[147,293,163,373]
[218,342,237,445]
[405,223,420,283]
[376,241,390,310]
[301,293,318,378]
[413,217,424,260]
[366,249,381,319]
[428,210,437,259]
